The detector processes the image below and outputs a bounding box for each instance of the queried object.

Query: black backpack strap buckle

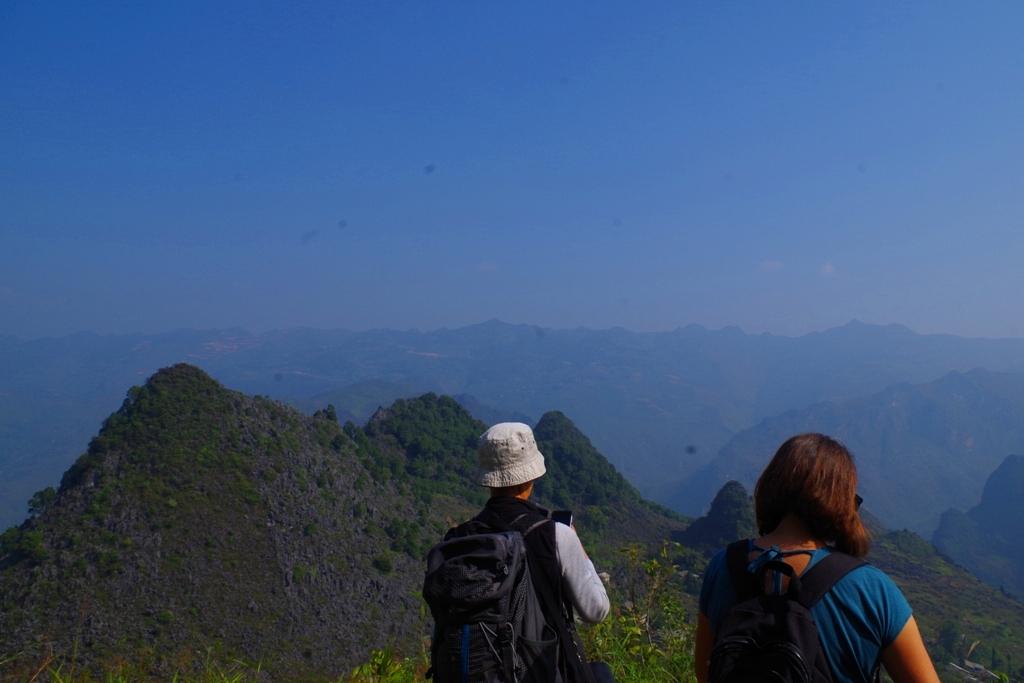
[754,557,806,598]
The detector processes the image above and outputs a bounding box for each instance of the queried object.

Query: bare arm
[694,611,713,683]
[881,617,940,683]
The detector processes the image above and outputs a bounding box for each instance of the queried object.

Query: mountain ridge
[0,365,685,678]
[19,318,1024,343]
[7,320,1024,530]
[1,365,429,678]
[675,368,1024,532]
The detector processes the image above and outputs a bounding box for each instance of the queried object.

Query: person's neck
[488,492,533,502]
[489,482,534,501]
[757,514,825,550]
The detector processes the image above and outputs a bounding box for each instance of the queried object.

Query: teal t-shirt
[699,542,912,683]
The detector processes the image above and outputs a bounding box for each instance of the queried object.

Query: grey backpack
[423,517,560,683]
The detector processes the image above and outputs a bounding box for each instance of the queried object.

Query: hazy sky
[3,2,1023,339]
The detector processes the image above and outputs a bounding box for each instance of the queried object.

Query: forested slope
[0,366,685,679]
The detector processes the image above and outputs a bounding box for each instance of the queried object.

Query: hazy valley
[6,320,1024,533]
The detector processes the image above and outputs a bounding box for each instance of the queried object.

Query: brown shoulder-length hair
[754,433,870,557]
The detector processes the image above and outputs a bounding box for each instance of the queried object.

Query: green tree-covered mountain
[933,454,1024,600]
[0,365,685,679]
[675,369,1024,533]
[673,480,756,554]
[0,365,433,679]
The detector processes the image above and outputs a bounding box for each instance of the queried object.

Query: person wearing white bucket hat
[474,424,608,625]
[431,422,612,683]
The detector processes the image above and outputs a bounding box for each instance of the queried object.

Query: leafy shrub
[346,648,425,682]
[0,527,47,563]
[581,543,697,683]
[372,554,393,574]
[293,564,317,583]
[28,487,57,517]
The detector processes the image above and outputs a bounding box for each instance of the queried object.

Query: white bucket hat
[477,422,547,488]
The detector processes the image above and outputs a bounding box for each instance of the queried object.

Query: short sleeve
[814,564,913,682]
[699,548,737,630]
[844,566,912,646]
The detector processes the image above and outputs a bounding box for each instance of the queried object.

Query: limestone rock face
[0,364,425,679]
[933,454,1024,599]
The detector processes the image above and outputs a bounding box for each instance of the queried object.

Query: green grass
[5,649,264,683]
[19,654,424,683]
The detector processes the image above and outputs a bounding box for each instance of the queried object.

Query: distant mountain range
[6,320,1024,529]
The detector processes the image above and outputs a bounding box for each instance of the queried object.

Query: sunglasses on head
[855,494,863,510]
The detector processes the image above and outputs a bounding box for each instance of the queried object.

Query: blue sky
[2,2,1023,338]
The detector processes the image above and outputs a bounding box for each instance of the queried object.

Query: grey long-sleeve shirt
[554,522,610,623]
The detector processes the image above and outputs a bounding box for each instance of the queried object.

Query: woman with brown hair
[694,433,939,683]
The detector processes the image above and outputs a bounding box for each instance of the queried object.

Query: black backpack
[709,541,869,683]
[423,513,562,683]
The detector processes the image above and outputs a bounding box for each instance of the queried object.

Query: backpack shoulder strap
[795,551,866,608]
[509,510,597,683]
[510,513,551,538]
[725,540,757,601]
[473,506,542,533]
